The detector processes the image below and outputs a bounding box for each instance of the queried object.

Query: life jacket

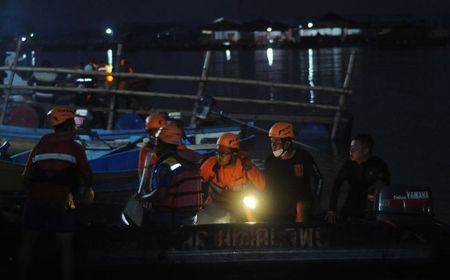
[208,156,253,206]
[30,134,82,192]
[152,150,203,212]
[24,133,88,207]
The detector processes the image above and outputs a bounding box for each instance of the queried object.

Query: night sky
[1,0,450,36]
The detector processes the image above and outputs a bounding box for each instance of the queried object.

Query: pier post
[190,50,211,127]
[331,49,356,140]
[106,43,123,130]
[0,39,22,125]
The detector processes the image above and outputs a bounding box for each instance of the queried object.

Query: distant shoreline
[17,37,449,52]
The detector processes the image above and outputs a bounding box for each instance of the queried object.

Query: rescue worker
[326,133,390,224]
[137,112,167,193]
[19,105,94,280]
[123,113,168,227]
[142,124,204,227]
[198,133,265,224]
[264,122,323,224]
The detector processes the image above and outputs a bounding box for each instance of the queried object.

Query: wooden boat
[0,131,255,194]
[1,185,449,279]
[0,121,246,154]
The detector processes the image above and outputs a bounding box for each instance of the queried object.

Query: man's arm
[244,159,266,192]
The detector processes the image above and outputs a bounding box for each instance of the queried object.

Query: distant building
[239,18,292,45]
[199,17,293,46]
[200,18,241,45]
[297,13,363,40]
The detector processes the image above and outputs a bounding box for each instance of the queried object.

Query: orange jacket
[200,156,265,193]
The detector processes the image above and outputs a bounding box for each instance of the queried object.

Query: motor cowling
[376,184,434,216]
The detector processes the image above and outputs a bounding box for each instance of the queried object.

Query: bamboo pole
[190,50,211,127]
[1,84,341,111]
[0,61,351,130]
[331,49,356,140]
[106,43,123,130]
[0,39,22,124]
[1,66,351,95]
[210,109,318,151]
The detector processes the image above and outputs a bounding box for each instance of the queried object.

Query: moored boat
[0,130,255,194]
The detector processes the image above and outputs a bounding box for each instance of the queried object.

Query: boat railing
[0,49,355,139]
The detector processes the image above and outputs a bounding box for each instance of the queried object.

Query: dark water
[349,47,450,225]
[40,46,450,224]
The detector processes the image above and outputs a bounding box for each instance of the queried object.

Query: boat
[1,184,449,279]
[0,115,249,153]
[0,129,256,194]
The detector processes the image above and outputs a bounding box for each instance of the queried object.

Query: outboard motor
[74,109,93,130]
[376,184,434,216]
[195,95,216,120]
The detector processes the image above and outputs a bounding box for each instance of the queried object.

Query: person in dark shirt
[264,122,323,224]
[326,133,390,223]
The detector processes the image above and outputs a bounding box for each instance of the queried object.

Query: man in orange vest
[19,105,94,280]
[198,133,265,223]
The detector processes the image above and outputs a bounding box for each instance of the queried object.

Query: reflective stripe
[32,153,77,164]
[170,163,182,171]
[76,77,93,82]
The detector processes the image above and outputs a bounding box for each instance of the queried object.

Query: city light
[105,27,113,35]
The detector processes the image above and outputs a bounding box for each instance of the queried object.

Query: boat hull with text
[1,217,449,279]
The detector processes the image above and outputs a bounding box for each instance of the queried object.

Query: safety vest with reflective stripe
[152,153,203,211]
[29,135,82,189]
[32,153,77,164]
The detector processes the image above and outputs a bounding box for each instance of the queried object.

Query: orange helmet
[216,133,240,149]
[156,124,183,145]
[47,105,75,127]
[145,113,167,131]
[269,122,295,138]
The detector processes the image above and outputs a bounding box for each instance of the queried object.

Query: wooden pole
[190,50,211,127]
[0,66,351,95]
[331,49,356,140]
[0,39,22,125]
[106,43,123,130]
[210,109,318,151]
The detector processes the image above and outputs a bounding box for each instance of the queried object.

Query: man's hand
[325,210,337,224]
[66,193,76,209]
[82,187,95,205]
